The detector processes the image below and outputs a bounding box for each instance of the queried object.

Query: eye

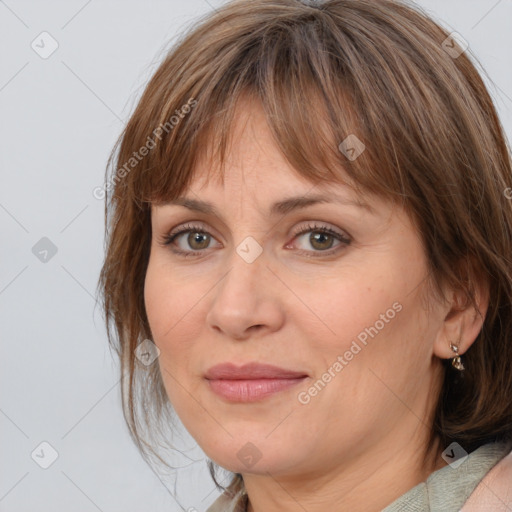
[160,223,220,258]
[287,222,351,257]
[159,221,351,258]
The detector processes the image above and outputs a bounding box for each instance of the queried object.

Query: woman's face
[144,100,447,478]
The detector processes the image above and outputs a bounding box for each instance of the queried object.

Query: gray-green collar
[382,442,512,512]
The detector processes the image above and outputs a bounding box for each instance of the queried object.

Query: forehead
[186,96,355,196]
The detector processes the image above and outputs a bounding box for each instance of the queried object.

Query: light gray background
[1,1,511,511]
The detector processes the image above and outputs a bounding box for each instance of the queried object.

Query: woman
[98,0,512,510]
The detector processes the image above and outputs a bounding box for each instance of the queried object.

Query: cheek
[300,255,429,387]
[144,268,191,407]
[144,252,199,339]
[144,256,190,368]
[301,272,398,352]
[289,286,430,448]
[143,253,210,387]
[144,270,172,344]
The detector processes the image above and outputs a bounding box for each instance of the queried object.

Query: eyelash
[160,222,351,259]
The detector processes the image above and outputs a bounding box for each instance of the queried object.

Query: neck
[244,434,446,512]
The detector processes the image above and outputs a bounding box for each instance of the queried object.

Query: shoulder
[461,446,512,511]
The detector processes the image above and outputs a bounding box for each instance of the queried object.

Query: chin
[199,433,307,475]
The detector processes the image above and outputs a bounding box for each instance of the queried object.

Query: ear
[433,261,490,360]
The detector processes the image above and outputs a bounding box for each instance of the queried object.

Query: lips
[204,362,308,380]
[204,362,308,402]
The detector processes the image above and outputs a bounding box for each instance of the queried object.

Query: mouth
[204,362,309,402]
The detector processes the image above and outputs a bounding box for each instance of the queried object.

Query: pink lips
[204,362,308,402]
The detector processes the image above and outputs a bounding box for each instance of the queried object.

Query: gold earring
[449,342,465,371]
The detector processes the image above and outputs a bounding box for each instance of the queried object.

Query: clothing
[206,442,512,512]
[382,442,512,511]
[461,445,512,511]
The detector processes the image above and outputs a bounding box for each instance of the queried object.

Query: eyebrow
[163,193,375,216]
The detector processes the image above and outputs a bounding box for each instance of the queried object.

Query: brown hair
[98,0,512,493]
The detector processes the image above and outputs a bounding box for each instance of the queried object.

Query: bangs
[119,7,416,210]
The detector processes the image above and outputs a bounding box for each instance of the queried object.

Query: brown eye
[290,222,351,257]
[161,222,221,258]
[308,231,336,251]
[186,231,211,250]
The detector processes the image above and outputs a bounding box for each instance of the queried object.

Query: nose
[205,245,286,341]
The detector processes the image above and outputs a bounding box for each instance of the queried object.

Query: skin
[144,99,489,511]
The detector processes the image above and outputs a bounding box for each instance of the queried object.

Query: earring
[449,342,465,371]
